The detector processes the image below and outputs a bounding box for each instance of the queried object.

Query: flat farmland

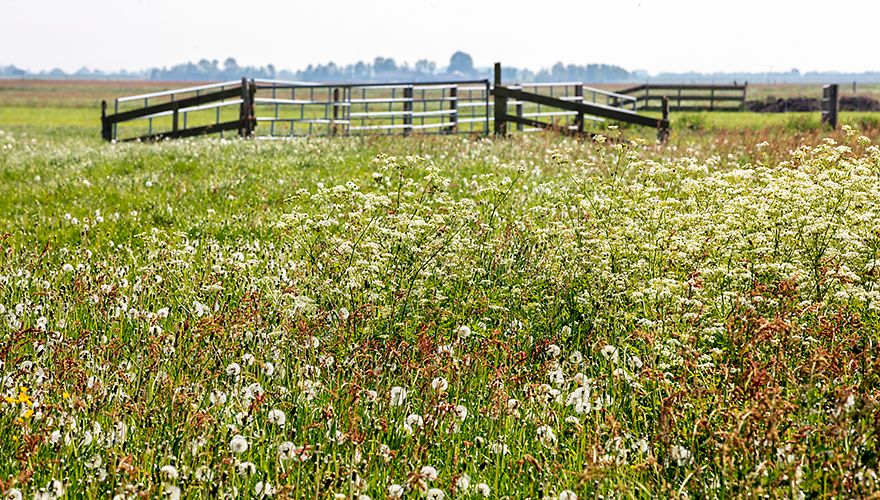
[0,80,879,498]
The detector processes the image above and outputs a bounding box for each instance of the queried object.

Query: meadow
[1,80,880,498]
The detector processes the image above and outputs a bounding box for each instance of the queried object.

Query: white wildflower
[229,434,249,453]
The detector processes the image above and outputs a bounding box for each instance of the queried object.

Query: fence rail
[615,83,747,112]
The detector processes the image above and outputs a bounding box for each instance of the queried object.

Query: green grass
[1,86,880,498]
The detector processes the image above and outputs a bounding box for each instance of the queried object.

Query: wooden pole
[831,84,839,129]
[515,99,523,132]
[493,62,506,136]
[172,103,179,136]
[658,96,670,143]
[448,86,458,134]
[821,84,839,129]
[332,87,340,135]
[101,100,111,142]
[574,85,584,134]
[239,77,254,138]
[403,86,413,136]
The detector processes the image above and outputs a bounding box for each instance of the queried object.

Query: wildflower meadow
[1,127,879,498]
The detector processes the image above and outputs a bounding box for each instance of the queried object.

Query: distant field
[5,79,880,110]
[0,79,191,108]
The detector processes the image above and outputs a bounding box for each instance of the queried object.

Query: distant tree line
[5,52,880,84]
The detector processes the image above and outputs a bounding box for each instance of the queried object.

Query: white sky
[2,0,876,74]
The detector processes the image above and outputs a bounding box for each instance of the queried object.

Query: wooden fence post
[332,87,340,135]
[403,86,413,136]
[239,77,255,138]
[658,96,670,143]
[101,100,112,142]
[821,84,839,129]
[515,95,523,132]
[172,103,179,136]
[493,62,507,136]
[448,86,458,134]
[574,85,584,134]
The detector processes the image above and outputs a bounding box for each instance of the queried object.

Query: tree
[415,59,436,75]
[448,51,474,75]
[373,57,398,74]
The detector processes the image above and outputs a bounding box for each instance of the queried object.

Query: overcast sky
[2,0,876,74]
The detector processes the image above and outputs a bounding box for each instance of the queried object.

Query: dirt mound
[747,97,819,112]
[841,95,880,111]
[747,95,880,112]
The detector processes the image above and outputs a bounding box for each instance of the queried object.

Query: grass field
[1,81,880,498]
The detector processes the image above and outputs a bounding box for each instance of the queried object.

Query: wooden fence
[492,64,670,140]
[102,78,256,142]
[100,69,665,141]
[615,83,747,112]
